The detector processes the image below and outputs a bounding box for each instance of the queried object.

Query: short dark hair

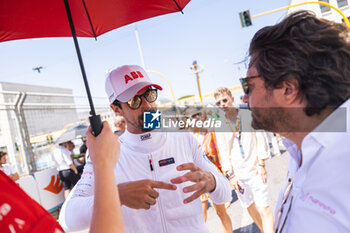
[112,99,122,109]
[249,11,350,116]
[0,151,7,160]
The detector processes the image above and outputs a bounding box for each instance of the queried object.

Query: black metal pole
[63,0,102,136]
[172,0,184,14]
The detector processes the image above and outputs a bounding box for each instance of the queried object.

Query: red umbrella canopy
[0,0,190,42]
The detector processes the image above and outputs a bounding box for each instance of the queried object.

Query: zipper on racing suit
[149,154,168,233]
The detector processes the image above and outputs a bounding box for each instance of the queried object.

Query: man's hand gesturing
[118,180,177,209]
[170,163,216,204]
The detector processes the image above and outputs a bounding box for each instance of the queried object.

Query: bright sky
[0,0,290,105]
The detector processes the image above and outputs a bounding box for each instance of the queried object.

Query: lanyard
[225,113,245,158]
[193,130,204,144]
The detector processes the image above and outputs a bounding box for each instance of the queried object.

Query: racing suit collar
[120,129,166,153]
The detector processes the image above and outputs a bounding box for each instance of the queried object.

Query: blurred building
[288,0,350,23]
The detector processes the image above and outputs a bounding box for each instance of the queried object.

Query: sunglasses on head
[126,88,158,110]
[215,98,228,106]
[239,75,260,95]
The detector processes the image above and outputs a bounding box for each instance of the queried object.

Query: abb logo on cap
[125,71,144,84]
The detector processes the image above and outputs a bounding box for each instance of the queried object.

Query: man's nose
[242,94,249,103]
[221,102,228,108]
[141,96,153,109]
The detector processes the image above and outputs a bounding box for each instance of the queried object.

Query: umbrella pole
[63,0,102,136]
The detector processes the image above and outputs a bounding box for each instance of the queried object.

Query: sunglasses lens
[128,96,141,109]
[145,89,157,103]
[126,89,157,110]
[216,98,228,106]
[240,78,249,95]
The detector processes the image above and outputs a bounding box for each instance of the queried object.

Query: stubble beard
[251,107,291,133]
[251,107,276,131]
[138,115,153,132]
[138,107,158,133]
[251,90,282,132]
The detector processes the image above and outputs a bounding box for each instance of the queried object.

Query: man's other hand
[170,163,216,204]
[257,165,267,184]
[228,176,240,191]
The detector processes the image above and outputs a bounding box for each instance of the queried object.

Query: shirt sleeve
[189,134,231,204]
[3,165,16,176]
[255,131,271,160]
[10,165,16,175]
[62,148,73,165]
[59,161,94,231]
[215,132,232,172]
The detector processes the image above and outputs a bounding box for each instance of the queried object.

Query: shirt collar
[119,129,165,153]
[282,98,350,167]
[307,98,350,148]
[283,138,301,166]
[58,145,68,151]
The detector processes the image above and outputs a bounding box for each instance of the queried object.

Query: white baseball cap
[105,65,162,103]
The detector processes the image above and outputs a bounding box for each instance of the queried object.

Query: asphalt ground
[206,151,289,233]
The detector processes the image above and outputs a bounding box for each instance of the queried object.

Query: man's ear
[110,104,123,116]
[281,78,300,105]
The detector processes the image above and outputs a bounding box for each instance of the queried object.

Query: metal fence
[0,90,115,175]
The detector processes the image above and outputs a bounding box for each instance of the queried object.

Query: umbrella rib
[172,0,184,14]
[81,0,97,40]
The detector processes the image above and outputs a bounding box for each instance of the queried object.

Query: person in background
[0,151,19,181]
[243,11,350,233]
[265,132,281,157]
[183,106,233,233]
[114,115,126,136]
[214,87,274,233]
[52,141,79,199]
[67,141,85,177]
[79,137,87,158]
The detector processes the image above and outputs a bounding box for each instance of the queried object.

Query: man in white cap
[52,141,79,199]
[60,65,231,233]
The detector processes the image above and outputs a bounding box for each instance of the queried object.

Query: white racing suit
[59,130,231,233]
